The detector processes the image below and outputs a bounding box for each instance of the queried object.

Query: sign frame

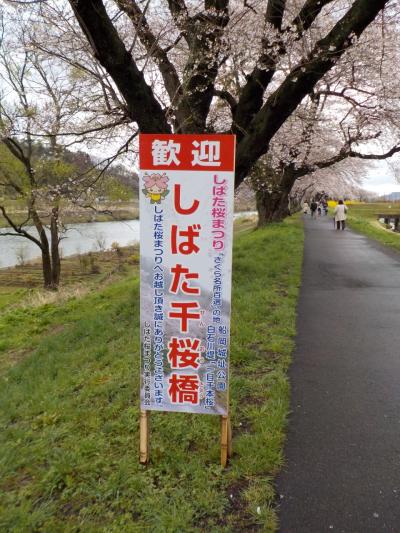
[138,133,235,466]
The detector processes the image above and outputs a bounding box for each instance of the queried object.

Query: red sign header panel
[140,134,235,172]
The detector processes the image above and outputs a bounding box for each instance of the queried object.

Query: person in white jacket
[334,200,348,230]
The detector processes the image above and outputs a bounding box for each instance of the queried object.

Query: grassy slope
[0,219,303,532]
[344,202,400,252]
[0,247,139,291]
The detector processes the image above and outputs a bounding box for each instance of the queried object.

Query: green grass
[0,219,303,532]
[0,288,29,313]
[345,202,400,252]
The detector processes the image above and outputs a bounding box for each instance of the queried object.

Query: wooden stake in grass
[220,414,232,468]
[139,410,232,467]
[139,410,150,464]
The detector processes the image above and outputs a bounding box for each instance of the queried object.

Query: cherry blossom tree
[248,97,400,224]
[289,161,377,206]
[246,13,400,224]
[0,13,133,288]
[4,0,397,225]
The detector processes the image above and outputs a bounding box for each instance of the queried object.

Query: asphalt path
[276,215,400,533]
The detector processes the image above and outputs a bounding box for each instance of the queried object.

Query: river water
[0,212,257,269]
[0,220,140,269]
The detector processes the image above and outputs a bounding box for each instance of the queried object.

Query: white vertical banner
[139,134,235,415]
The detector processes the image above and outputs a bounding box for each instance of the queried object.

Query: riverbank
[1,213,257,269]
[0,189,257,230]
[0,200,140,230]
[0,217,303,531]
[345,202,400,253]
[0,245,139,294]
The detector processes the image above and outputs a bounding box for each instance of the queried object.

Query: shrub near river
[0,218,303,532]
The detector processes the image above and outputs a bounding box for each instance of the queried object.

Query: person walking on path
[334,199,348,230]
[310,200,318,219]
[303,201,310,215]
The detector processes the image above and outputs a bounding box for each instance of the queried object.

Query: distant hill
[381,192,400,201]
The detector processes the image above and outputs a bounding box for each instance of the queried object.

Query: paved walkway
[276,215,400,532]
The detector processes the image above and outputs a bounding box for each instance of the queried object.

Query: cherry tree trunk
[41,244,54,289]
[32,207,61,290]
[50,207,61,288]
[256,189,290,226]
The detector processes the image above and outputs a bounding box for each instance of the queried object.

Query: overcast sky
[362,161,400,195]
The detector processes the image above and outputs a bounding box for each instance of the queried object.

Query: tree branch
[213,89,238,114]
[68,0,171,133]
[1,138,36,187]
[166,0,190,38]
[315,89,376,110]
[174,0,230,132]
[235,0,389,187]
[297,144,400,177]
[0,205,42,248]
[291,0,335,36]
[349,145,400,161]
[115,0,183,108]
[232,0,287,135]
[232,0,336,137]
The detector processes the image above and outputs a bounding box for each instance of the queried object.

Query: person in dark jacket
[310,200,318,219]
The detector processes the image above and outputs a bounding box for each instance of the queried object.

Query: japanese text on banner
[140,134,235,415]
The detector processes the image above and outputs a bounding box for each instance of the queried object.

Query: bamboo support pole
[139,410,150,464]
[227,416,232,458]
[220,414,231,467]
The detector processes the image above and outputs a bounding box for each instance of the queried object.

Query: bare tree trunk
[41,244,54,289]
[256,188,290,226]
[50,207,61,288]
[255,166,297,227]
[31,205,58,290]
